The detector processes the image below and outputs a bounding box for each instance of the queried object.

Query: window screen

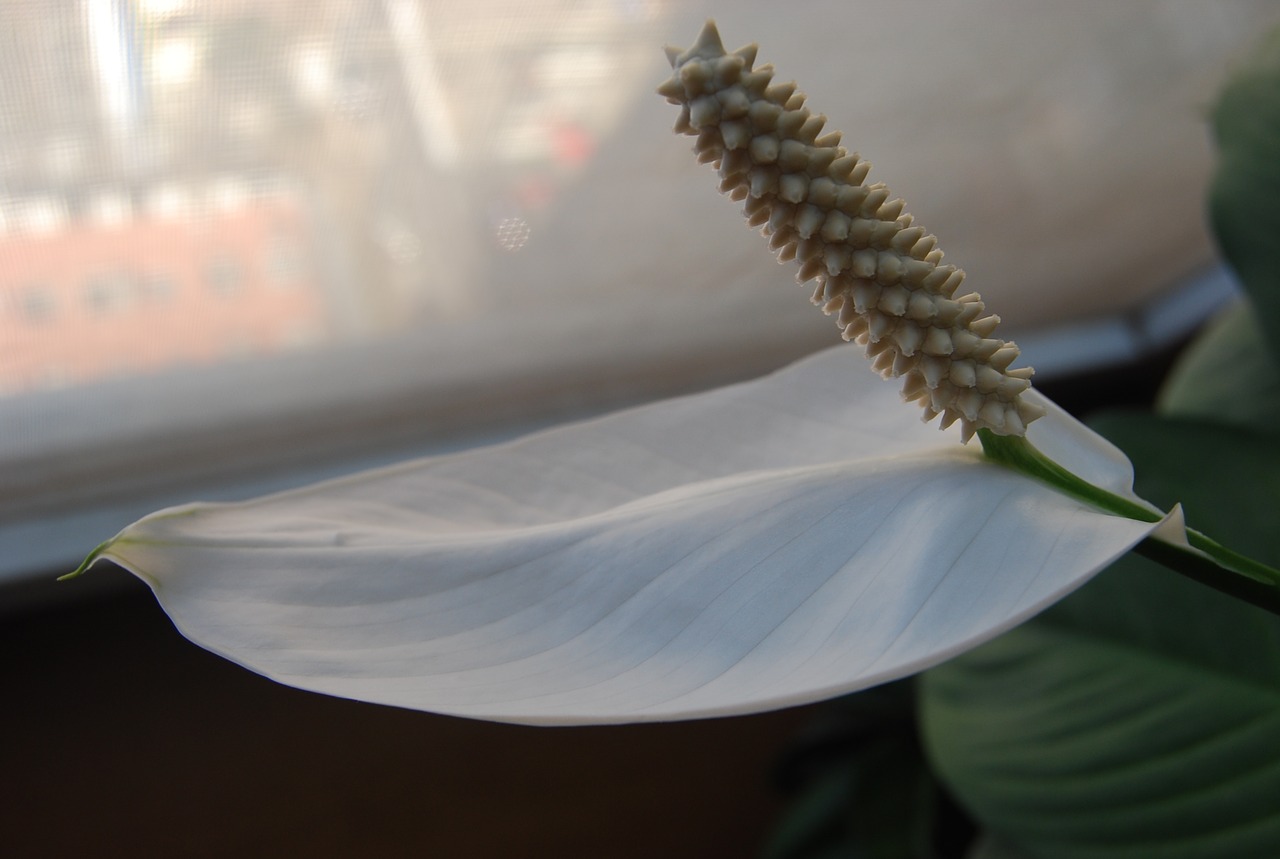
[3,0,1277,583]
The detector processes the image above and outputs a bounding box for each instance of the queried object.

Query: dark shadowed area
[1,569,810,858]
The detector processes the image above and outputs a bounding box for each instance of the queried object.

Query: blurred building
[0,180,324,393]
[0,0,663,396]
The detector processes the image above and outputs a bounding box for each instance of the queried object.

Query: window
[83,272,134,314]
[2,2,1275,585]
[203,253,244,297]
[18,284,58,324]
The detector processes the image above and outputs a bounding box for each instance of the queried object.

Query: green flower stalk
[659,20,1044,443]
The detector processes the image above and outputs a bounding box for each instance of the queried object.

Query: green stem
[59,536,118,581]
[978,429,1280,616]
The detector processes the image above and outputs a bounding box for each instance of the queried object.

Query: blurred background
[3,1,1278,855]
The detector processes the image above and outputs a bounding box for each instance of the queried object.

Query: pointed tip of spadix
[668,19,728,68]
[693,19,726,55]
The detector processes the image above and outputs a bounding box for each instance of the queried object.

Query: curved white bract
[90,346,1158,724]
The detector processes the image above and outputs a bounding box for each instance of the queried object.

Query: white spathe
[90,345,1158,724]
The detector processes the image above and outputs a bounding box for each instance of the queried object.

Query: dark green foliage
[763,681,970,859]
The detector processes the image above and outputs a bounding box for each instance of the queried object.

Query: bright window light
[3,1,1278,584]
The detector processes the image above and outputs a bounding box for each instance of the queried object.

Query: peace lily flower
[75,348,1158,725]
[71,21,1214,726]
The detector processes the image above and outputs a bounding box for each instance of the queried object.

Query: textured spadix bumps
[659,21,1044,442]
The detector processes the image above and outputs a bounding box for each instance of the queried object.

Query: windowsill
[1,265,1237,593]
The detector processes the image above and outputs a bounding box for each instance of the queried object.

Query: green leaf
[966,832,1037,859]
[1209,26,1280,353]
[762,682,944,859]
[920,556,1280,859]
[1157,300,1280,430]
[919,414,1280,858]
